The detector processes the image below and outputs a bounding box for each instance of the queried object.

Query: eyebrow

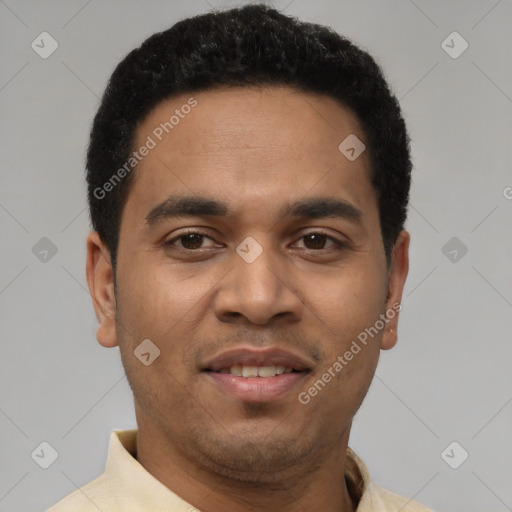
[145,195,363,226]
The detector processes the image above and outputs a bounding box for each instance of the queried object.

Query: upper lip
[202,346,314,372]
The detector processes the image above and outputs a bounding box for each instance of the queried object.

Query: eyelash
[162,229,347,253]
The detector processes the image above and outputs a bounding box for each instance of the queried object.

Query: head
[86,4,411,482]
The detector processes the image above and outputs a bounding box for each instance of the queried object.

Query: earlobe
[381,230,410,351]
[85,231,118,348]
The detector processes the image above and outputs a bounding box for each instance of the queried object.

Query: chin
[188,424,321,483]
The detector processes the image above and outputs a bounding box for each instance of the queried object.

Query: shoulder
[45,473,111,512]
[346,448,435,512]
[358,480,435,512]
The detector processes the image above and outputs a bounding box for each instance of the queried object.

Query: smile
[200,346,313,402]
[215,365,295,377]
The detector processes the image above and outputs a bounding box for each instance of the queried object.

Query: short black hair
[87,3,412,272]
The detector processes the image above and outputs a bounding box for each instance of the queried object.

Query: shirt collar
[105,429,193,510]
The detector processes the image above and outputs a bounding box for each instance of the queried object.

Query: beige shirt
[47,429,434,511]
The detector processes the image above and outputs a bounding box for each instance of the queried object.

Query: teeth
[257,366,276,377]
[242,366,259,377]
[230,365,243,376]
[221,365,295,377]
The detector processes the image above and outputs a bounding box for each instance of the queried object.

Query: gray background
[1,1,511,511]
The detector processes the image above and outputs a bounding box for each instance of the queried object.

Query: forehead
[136,85,365,157]
[125,85,376,229]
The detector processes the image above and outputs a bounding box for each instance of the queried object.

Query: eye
[162,230,346,253]
[294,232,345,251]
[163,230,217,251]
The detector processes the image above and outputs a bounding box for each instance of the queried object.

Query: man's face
[87,86,408,478]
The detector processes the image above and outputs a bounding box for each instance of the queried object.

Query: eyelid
[162,228,348,251]
[294,229,347,249]
[162,229,218,249]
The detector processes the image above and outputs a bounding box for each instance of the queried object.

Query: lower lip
[204,371,308,402]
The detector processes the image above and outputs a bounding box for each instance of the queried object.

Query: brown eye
[296,232,344,251]
[163,231,216,251]
[302,233,328,250]
[179,233,205,250]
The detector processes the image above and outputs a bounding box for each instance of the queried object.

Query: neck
[134,413,357,512]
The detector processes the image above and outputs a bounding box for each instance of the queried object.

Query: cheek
[115,263,198,403]
[115,257,223,379]
[117,259,200,328]
[311,262,387,335]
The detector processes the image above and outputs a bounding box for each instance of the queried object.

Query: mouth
[201,347,313,402]
[206,365,299,377]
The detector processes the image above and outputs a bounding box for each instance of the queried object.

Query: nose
[212,237,303,326]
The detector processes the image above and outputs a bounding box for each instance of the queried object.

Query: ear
[86,231,118,348]
[381,229,410,350]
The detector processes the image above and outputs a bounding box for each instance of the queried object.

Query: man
[48,3,434,511]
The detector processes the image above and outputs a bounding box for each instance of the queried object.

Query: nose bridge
[236,234,282,297]
[214,234,302,325]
